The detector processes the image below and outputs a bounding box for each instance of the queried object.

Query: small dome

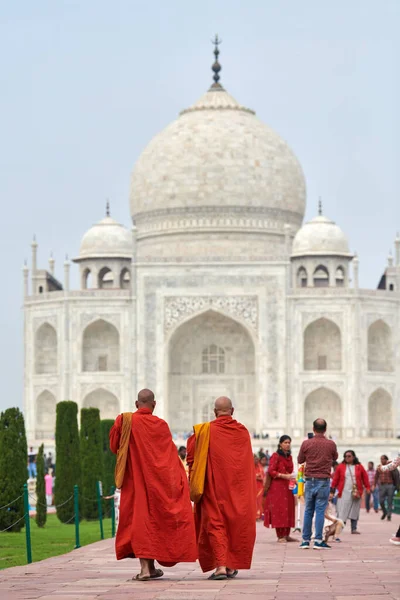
[292,214,351,257]
[77,216,131,260]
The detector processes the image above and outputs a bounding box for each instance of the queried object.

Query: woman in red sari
[263,435,297,542]
[254,454,265,520]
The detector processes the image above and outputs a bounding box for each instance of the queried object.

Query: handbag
[348,465,360,499]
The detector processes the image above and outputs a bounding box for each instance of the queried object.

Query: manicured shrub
[54,401,80,523]
[35,443,47,527]
[80,408,103,520]
[0,408,27,532]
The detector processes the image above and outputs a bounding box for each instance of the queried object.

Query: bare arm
[379,457,400,472]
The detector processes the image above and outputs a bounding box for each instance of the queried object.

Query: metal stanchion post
[96,481,104,540]
[110,486,116,538]
[74,485,80,548]
[23,483,32,564]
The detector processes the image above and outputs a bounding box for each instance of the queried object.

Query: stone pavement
[1,512,399,600]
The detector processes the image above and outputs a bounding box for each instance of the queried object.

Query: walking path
[1,512,399,600]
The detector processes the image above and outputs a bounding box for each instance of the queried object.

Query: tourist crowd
[251,428,400,547]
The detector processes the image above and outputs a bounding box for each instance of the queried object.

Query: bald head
[214,396,234,418]
[136,389,156,412]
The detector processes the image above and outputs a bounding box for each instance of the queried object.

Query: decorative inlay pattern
[164,295,258,333]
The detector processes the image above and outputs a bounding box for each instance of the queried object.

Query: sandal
[208,572,228,580]
[150,568,164,579]
[227,569,238,579]
[134,574,150,581]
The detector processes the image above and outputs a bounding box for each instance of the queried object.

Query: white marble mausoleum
[23,46,400,462]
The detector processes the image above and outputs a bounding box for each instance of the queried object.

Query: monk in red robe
[109,389,197,580]
[187,396,256,580]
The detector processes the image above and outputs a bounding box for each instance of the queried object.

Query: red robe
[187,416,256,572]
[109,408,197,565]
[263,452,295,529]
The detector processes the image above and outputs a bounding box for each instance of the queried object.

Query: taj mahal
[23,42,400,461]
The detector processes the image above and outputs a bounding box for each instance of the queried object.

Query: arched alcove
[120,268,130,289]
[335,266,345,287]
[35,390,56,439]
[313,265,329,288]
[168,310,255,433]
[368,320,393,372]
[82,319,120,372]
[82,268,92,290]
[304,387,342,437]
[297,267,308,288]
[303,318,342,370]
[98,267,114,289]
[35,323,57,374]
[368,388,393,437]
[83,389,120,420]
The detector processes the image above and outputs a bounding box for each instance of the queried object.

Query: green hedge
[55,401,81,523]
[80,408,103,520]
[0,408,27,532]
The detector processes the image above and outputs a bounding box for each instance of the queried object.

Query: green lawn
[0,514,113,570]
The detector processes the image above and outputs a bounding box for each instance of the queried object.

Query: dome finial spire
[318,196,323,216]
[106,199,110,217]
[210,34,223,91]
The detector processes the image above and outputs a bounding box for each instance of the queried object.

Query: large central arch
[167,310,256,434]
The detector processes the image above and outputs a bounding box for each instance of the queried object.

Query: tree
[0,408,27,532]
[101,419,116,496]
[81,408,103,520]
[55,401,80,523]
[35,444,47,527]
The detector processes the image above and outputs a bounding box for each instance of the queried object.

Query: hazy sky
[1,0,399,412]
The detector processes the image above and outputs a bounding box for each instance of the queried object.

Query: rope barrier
[0,513,27,533]
[0,494,24,511]
[28,494,48,508]
[64,513,76,524]
[54,495,73,509]
[28,493,74,509]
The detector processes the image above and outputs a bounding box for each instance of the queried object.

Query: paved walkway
[1,512,399,600]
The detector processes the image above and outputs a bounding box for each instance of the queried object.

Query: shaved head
[136,389,156,412]
[214,396,234,418]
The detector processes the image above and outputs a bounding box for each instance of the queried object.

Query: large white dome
[129,84,306,261]
[77,216,131,260]
[292,214,351,257]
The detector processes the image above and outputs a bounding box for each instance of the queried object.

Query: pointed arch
[35,390,56,439]
[82,268,92,290]
[304,387,342,437]
[82,319,120,372]
[368,319,393,372]
[35,322,57,374]
[83,389,120,420]
[98,267,114,289]
[304,317,342,370]
[368,388,393,437]
[297,266,308,288]
[313,265,329,288]
[120,267,130,289]
[335,266,345,287]
[168,309,256,434]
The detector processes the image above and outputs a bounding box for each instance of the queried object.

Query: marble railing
[25,289,131,302]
